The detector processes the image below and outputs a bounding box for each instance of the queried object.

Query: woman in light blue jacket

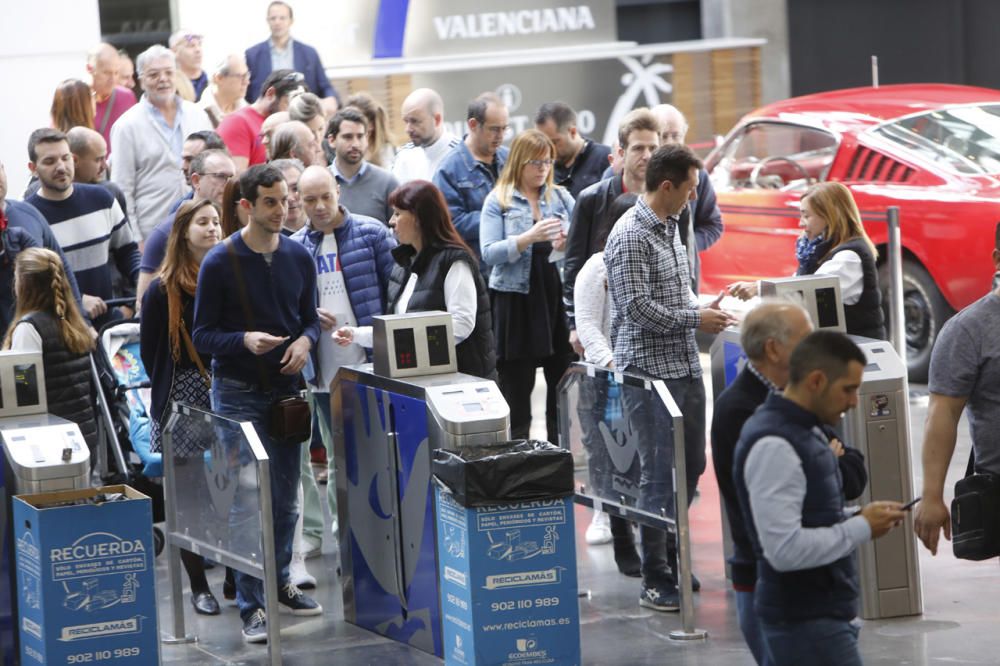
[480,129,575,444]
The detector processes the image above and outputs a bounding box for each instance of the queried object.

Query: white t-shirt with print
[315,232,365,391]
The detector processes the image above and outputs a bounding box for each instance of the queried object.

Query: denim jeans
[620,370,707,584]
[760,617,862,666]
[212,375,302,620]
[735,589,772,665]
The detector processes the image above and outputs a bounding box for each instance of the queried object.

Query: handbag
[951,450,1000,560]
[225,238,313,447]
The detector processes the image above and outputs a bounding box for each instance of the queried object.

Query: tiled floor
[155,365,995,665]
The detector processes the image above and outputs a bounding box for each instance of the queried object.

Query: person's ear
[239,198,252,211]
[27,161,37,176]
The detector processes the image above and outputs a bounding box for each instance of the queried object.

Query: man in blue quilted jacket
[292,164,395,487]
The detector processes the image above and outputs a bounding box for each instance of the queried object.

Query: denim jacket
[432,140,509,261]
[480,184,575,294]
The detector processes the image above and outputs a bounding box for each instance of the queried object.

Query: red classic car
[701,83,1000,380]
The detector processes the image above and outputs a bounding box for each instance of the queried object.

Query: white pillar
[0,1,101,197]
[702,0,790,104]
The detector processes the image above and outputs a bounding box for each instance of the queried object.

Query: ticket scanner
[333,312,510,656]
[0,352,90,666]
[708,276,922,619]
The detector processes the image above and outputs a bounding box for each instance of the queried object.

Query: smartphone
[900,496,921,511]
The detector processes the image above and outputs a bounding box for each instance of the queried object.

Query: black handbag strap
[225,237,272,393]
[966,448,977,478]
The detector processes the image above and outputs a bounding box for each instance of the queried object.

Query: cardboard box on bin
[13,485,160,666]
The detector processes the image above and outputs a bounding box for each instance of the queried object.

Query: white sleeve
[744,436,871,572]
[10,322,43,354]
[351,326,374,349]
[815,250,864,305]
[574,255,614,367]
[443,261,478,344]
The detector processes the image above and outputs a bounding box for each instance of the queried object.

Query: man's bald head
[261,112,290,158]
[402,88,445,147]
[87,43,121,99]
[298,165,340,231]
[651,104,688,146]
[271,120,321,166]
[741,300,814,388]
[67,127,108,183]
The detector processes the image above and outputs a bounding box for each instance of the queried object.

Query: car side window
[710,122,838,192]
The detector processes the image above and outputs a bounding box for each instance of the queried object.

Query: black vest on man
[799,237,886,340]
[387,244,497,380]
[733,393,860,623]
[22,311,98,451]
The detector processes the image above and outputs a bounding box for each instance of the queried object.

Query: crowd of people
[6,1,990,663]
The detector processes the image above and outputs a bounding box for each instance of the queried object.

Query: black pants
[497,354,572,444]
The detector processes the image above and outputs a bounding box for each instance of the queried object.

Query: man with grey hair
[392,87,459,184]
[110,44,212,240]
[169,29,207,101]
[269,121,323,167]
[199,54,250,127]
[650,103,723,292]
[711,300,866,665]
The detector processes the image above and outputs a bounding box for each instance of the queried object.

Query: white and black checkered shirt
[605,197,702,379]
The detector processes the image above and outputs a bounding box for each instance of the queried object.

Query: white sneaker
[289,552,317,589]
[585,510,612,545]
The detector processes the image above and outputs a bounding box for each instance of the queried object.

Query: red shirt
[217,106,267,166]
[94,86,137,152]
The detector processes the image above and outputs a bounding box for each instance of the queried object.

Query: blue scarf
[795,234,830,275]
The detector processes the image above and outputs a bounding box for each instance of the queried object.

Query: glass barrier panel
[162,404,265,569]
[558,364,681,529]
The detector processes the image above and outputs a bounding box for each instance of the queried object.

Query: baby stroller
[91,315,166,553]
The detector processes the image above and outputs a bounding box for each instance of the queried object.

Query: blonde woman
[728,181,885,339]
[4,248,97,450]
[480,129,575,443]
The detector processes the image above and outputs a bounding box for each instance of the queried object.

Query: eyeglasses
[525,159,554,168]
[180,34,202,45]
[142,68,175,81]
[225,71,251,81]
[484,124,509,136]
[200,172,235,181]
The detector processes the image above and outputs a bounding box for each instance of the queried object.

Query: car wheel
[880,260,953,383]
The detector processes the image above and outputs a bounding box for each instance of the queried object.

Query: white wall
[0,0,101,198]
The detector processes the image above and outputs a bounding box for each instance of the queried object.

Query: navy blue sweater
[4,200,84,310]
[192,232,320,387]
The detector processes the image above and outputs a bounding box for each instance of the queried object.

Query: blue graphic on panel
[341,379,443,656]
[723,339,747,388]
[373,0,411,58]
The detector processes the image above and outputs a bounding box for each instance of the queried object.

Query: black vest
[22,311,98,451]
[734,393,859,623]
[387,244,497,380]
[800,237,886,340]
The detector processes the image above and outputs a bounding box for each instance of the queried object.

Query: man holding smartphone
[734,331,905,666]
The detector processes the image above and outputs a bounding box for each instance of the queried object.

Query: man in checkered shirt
[604,143,735,611]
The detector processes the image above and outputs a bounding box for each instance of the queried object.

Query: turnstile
[709,332,922,619]
[333,364,509,657]
[846,339,922,619]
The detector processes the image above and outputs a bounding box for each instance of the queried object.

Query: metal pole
[160,414,196,645]
[252,430,283,666]
[654,383,707,642]
[871,55,879,88]
[887,206,906,364]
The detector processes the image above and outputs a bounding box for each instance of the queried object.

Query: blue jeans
[735,589,771,666]
[212,376,302,620]
[760,617,862,666]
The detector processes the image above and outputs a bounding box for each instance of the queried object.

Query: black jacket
[21,311,97,451]
[387,244,497,380]
[711,366,867,589]
[562,174,625,329]
[555,139,613,200]
[799,236,886,340]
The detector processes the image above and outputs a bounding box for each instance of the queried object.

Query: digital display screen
[426,324,451,367]
[14,363,39,407]
[463,402,483,412]
[393,328,418,369]
[815,287,840,328]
